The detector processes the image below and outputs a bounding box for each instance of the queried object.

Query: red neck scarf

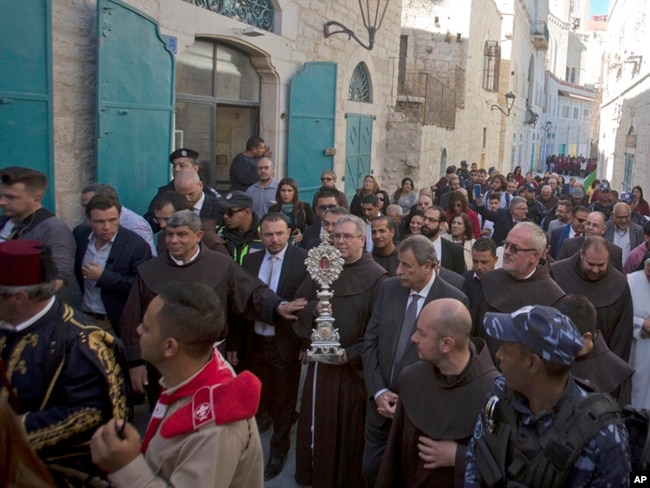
[141,351,261,453]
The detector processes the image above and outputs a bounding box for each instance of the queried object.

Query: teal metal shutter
[0,0,54,209]
[96,0,174,214]
[344,114,373,201]
[287,62,337,204]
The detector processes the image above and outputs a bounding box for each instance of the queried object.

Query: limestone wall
[599,0,650,192]
[385,0,503,190]
[49,0,402,223]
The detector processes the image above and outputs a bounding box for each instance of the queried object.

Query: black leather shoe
[264,454,286,480]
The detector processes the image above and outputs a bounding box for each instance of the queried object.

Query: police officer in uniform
[464,305,630,487]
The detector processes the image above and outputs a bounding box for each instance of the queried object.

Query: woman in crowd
[557,175,566,192]
[588,179,601,202]
[391,177,418,214]
[443,212,475,270]
[401,210,424,240]
[375,190,390,215]
[446,190,481,239]
[268,177,314,245]
[513,166,524,187]
[350,175,380,217]
[632,185,650,216]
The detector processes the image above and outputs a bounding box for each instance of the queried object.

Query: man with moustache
[474,223,565,355]
[421,206,466,274]
[120,210,305,409]
[558,211,623,271]
[362,235,468,485]
[552,236,633,361]
[463,238,498,326]
[226,213,308,480]
[371,216,399,276]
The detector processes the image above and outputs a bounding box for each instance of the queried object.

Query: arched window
[348,63,372,103]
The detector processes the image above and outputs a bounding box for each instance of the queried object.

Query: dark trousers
[250,334,301,458]
[363,401,392,487]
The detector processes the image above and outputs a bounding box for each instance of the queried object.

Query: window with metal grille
[348,63,372,103]
[482,41,500,92]
[183,0,274,31]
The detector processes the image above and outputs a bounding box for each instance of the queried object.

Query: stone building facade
[599,0,649,193]
[383,0,550,191]
[3,0,404,223]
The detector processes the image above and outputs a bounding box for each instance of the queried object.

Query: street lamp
[491,91,516,116]
[323,0,390,51]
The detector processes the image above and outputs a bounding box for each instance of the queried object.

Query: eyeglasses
[574,217,587,223]
[223,207,247,217]
[331,233,362,242]
[152,217,170,224]
[423,216,440,223]
[503,242,537,254]
[318,204,337,212]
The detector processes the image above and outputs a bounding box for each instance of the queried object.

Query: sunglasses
[223,207,247,217]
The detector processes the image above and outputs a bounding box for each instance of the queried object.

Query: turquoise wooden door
[344,114,373,201]
[287,62,337,204]
[0,0,54,209]
[96,0,174,214]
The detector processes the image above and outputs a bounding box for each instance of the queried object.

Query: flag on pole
[582,168,598,192]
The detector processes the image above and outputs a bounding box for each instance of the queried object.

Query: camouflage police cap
[620,192,634,205]
[484,305,583,365]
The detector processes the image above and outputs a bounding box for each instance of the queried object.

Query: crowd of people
[1,142,649,487]
[545,154,598,177]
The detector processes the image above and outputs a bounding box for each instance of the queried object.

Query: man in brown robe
[474,222,565,357]
[551,235,634,361]
[119,210,305,408]
[558,211,623,270]
[294,215,387,488]
[555,294,634,405]
[376,298,498,487]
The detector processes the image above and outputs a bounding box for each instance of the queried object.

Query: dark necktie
[390,294,422,385]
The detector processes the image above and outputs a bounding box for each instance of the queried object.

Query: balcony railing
[396,71,460,129]
[530,21,549,50]
[182,0,274,32]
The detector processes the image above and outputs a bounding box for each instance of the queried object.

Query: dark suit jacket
[549,223,574,259]
[197,193,223,230]
[230,245,308,362]
[363,275,469,428]
[301,220,322,249]
[604,220,644,251]
[74,225,152,328]
[558,235,623,271]
[475,204,517,245]
[144,187,223,232]
[439,237,467,274]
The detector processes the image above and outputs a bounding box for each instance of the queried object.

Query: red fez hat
[0,240,56,286]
